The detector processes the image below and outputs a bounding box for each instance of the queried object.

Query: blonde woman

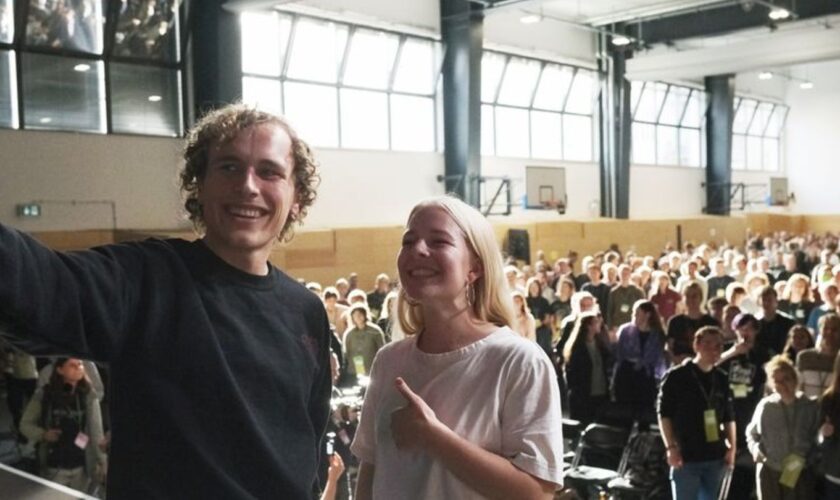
[512,290,537,341]
[746,356,819,500]
[778,273,815,325]
[352,196,563,499]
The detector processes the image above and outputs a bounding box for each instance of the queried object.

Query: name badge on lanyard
[780,454,805,488]
[704,409,720,442]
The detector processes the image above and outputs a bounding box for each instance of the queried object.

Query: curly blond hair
[180,103,320,242]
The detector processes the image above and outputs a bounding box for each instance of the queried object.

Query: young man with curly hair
[0,104,332,499]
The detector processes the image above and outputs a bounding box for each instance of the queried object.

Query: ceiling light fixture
[148,95,162,102]
[73,63,91,72]
[799,81,814,90]
[39,117,52,124]
[520,14,542,24]
[768,8,791,21]
[612,35,632,46]
[758,71,773,80]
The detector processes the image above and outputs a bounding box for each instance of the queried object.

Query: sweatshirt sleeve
[0,224,141,361]
[19,388,45,443]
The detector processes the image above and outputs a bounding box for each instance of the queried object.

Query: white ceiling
[531,0,725,25]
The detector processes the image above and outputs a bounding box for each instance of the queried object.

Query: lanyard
[690,363,717,410]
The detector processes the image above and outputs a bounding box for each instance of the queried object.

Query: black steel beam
[705,74,735,216]
[626,0,840,46]
[190,0,242,119]
[597,38,632,219]
[440,0,484,207]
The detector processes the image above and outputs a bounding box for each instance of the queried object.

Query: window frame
[0,0,187,137]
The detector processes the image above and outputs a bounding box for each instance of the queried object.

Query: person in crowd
[511,290,537,341]
[727,282,757,314]
[574,256,593,290]
[549,258,572,290]
[321,454,347,500]
[677,259,709,301]
[366,273,391,321]
[667,282,719,364]
[819,352,840,499]
[602,262,619,288]
[650,270,683,323]
[776,253,799,283]
[332,278,350,304]
[732,255,749,283]
[377,290,404,343]
[20,358,107,492]
[348,273,360,294]
[707,297,728,328]
[747,356,819,500]
[797,313,840,399]
[308,282,324,295]
[342,304,386,385]
[1,340,38,434]
[525,277,551,329]
[324,286,350,331]
[718,313,772,498]
[722,305,742,344]
[564,311,611,426]
[782,325,815,363]
[757,285,797,356]
[556,291,598,356]
[707,257,736,301]
[550,277,575,330]
[658,327,736,500]
[582,262,610,317]
[779,273,816,326]
[351,196,563,499]
[0,104,332,498]
[337,289,369,334]
[807,282,838,334]
[668,252,683,285]
[613,300,667,422]
[607,264,645,331]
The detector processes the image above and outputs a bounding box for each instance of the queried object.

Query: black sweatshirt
[0,226,332,499]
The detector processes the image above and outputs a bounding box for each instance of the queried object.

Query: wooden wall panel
[31,230,114,250]
[26,211,839,290]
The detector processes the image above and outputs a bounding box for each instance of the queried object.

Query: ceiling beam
[625,0,840,45]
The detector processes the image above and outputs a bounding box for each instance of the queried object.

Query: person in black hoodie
[0,104,332,499]
[563,311,611,425]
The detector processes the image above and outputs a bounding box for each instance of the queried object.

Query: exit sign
[16,203,41,217]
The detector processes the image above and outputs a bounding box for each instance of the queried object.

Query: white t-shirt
[351,326,564,499]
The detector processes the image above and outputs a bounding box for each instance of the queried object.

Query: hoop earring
[465,281,476,307]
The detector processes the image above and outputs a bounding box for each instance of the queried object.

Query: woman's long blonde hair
[397,196,515,335]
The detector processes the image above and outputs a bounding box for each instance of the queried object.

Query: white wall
[0,129,186,232]
[785,59,840,214]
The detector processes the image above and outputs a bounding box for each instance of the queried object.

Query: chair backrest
[571,423,631,470]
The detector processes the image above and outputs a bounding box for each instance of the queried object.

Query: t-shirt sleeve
[350,349,383,464]
[657,368,677,418]
[500,346,564,486]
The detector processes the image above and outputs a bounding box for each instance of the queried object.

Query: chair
[564,423,631,498]
[562,418,582,470]
[607,431,669,499]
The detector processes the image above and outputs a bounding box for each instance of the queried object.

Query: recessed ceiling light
[39,117,52,124]
[73,63,91,72]
[799,81,814,90]
[758,71,773,80]
[612,35,632,46]
[520,14,542,24]
[148,95,162,102]
[768,8,791,21]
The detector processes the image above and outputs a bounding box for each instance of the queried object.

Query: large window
[731,97,787,172]
[481,51,598,161]
[630,81,706,167]
[241,11,600,160]
[0,0,184,136]
[241,11,441,152]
